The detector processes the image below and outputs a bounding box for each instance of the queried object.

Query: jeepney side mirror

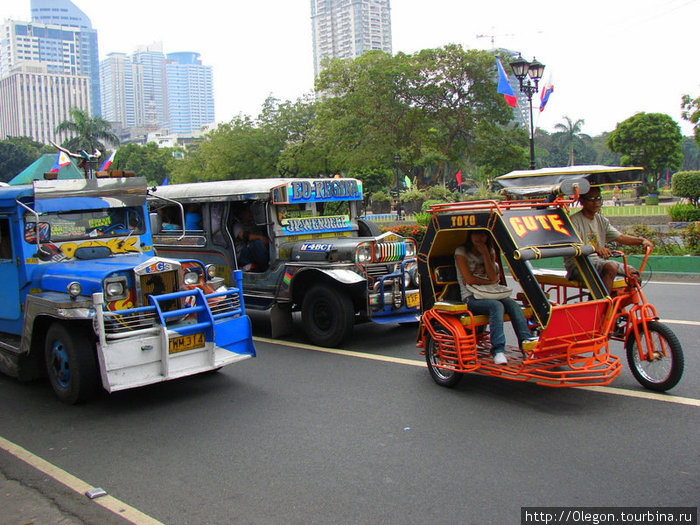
[150,212,162,234]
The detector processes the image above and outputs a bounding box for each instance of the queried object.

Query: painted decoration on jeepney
[300,243,333,252]
[26,237,142,263]
[502,208,582,247]
[281,215,352,236]
[272,179,362,204]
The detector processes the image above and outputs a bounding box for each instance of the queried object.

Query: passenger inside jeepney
[185,204,202,230]
[231,203,269,272]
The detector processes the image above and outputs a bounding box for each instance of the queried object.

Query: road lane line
[0,436,163,525]
[661,319,700,326]
[255,336,700,407]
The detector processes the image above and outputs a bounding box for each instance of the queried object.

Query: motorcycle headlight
[356,243,372,264]
[104,276,128,300]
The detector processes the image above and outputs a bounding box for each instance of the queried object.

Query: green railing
[600,205,669,216]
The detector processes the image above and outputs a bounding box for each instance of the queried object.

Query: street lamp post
[394,154,402,220]
[510,54,545,170]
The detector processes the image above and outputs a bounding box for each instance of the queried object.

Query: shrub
[414,212,431,226]
[671,170,700,206]
[621,224,683,255]
[668,203,700,222]
[680,222,700,255]
[380,224,427,247]
[421,199,444,212]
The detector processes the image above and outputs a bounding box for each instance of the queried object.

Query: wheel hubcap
[50,341,70,387]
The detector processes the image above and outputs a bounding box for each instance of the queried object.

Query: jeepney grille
[103,310,159,334]
[375,242,407,262]
[139,270,179,311]
[102,289,243,336]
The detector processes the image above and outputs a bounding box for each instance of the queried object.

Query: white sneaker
[493,352,508,365]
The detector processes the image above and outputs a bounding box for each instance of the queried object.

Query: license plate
[169,333,205,354]
[406,291,420,308]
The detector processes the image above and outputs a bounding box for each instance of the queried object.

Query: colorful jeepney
[0,176,255,403]
[150,178,419,347]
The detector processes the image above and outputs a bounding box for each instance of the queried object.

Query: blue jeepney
[0,175,255,403]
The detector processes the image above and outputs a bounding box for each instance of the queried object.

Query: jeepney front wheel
[44,323,99,404]
[301,285,354,347]
[626,321,683,392]
[425,332,463,388]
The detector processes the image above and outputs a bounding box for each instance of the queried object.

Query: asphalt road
[0,280,698,524]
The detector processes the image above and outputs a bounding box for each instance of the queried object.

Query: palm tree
[554,116,588,166]
[55,107,119,156]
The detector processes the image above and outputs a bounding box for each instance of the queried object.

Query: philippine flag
[50,151,71,173]
[495,56,517,108]
[99,150,116,171]
[539,74,554,112]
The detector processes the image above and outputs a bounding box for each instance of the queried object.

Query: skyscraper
[100,45,215,136]
[166,52,215,134]
[0,61,90,144]
[310,0,392,77]
[28,0,101,116]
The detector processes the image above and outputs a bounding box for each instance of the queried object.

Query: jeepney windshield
[24,206,145,243]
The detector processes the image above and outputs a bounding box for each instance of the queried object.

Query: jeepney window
[317,200,353,218]
[276,203,312,225]
[211,202,227,246]
[23,207,145,243]
[0,218,11,259]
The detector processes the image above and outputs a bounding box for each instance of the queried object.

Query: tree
[554,116,589,166]
[607,112,683,192]
[0,136,50,182]
[681,93,700,147]
[55,107,119,156]
[114,142,176,185]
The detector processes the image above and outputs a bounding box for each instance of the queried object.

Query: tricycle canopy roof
[150,178,363,205]
[495,165,643,197]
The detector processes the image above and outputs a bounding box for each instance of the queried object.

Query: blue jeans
[466,296,532,355]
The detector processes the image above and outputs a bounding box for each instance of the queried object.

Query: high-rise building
[100,45,215,137]
[310,0,392,77]
[0,61,90,144]
[100,53,138,129]
[166,52,215,134]
[28,0,101,116]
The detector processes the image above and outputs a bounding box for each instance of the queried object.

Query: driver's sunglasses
[581,195,603,202]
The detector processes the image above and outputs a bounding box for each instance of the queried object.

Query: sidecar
[417,191,623,388]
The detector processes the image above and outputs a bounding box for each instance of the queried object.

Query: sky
[2,0,698,137]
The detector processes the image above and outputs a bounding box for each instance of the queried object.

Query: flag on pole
[404,175,411,189]
[539,73,554,112]
[162,175,169,186]
[495,56,517,108]
[50,151,71,173]
[99,150,116,171]
[455,170,462,186]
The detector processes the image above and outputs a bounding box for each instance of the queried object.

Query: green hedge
[672,170,700,206]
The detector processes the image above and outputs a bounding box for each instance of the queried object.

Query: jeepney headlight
[356,242,372,264]
[183,270,200,285]
[67,281,82,298]
[404,262,418,288]
[405,240,416,258]
[205,264,217,280]
[104,276,127,300]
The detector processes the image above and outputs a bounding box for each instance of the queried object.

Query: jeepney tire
[44,323,99,404]
[301,285,354,348]
[358,218,382,237]
[625,321,684,392]
[425,332,463,388]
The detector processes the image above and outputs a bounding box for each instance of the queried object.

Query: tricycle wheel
[425,332,462,388]
[44,323,99,404]
[626,321,683,392]
[301,285,354,347]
